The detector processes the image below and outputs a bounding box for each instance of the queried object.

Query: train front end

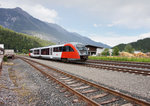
[75,43,88,61]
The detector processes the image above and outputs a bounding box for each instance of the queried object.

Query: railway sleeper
[65,93,74,97]
[72,98,82,103]
[55,86,61,89]
[81,89,98,94]
[69,83,84,87]
[59,77,70,80]
[121,103,134,106]
[63,79,74,82]
[99,97,119,105]
[89,93,108,99]
[66,81,78,85]
[74,86,91,90]
[59,89,68,93]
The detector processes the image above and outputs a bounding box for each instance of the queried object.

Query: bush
[3,56,8,62]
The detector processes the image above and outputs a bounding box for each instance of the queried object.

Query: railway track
[18,57,150,106]
[87,60,150,68]
[82,60,150,76]
[19,56,150,76]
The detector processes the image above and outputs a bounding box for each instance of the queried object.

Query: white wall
[0,44,4,49]
[96,48,113,56]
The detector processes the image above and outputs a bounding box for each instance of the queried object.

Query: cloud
[93,24,102,27]
[0,0,59,23]
[89,32,150,46]
[139,32,150,39]
[1,0,150,28]
[107,24,114,27]
[24,5,58,23]
[40,0,150,29]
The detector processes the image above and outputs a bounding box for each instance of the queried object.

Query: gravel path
[0,59,84,105]
[25,57,150,102]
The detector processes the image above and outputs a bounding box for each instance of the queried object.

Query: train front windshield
[76,44,88,55]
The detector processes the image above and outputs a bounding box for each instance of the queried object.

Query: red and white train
[29,42,88,62]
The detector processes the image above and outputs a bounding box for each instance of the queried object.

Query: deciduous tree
[101,48,110,56]
[112,47,119,56]
[124,44,134,53]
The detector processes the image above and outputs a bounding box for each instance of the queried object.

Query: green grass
[88,56,150,63]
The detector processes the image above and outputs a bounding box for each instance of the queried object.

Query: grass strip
[88,56,150,63]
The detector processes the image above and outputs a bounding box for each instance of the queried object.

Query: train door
[49,48,53,59]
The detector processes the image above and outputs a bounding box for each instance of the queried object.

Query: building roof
[85,45,103,48]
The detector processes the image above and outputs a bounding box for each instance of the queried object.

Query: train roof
[30,42,85,50]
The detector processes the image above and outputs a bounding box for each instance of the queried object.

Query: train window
[41,48,49,55]
[63,46,66,52]
[76,44,88,55]
[76,44,87,51]
[34,50,39,55]
[59,47,63,52]
[66,46,69,52]
[69,46,74,52]
[53,47,58,52]
[53,47,63,52]
[57,47,59,52]
[63,46,74,52]
[53,46,74,52]
[41,49,45,55]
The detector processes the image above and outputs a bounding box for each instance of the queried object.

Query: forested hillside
[114,38,150,52]
[0,26,54,53]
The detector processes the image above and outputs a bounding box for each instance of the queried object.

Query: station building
[85,45,103,56]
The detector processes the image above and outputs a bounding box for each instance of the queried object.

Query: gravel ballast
[25,57,150,102]
[0,59,85,105]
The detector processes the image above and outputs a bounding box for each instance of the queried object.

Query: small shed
[0,44,4,55]
[85,45,103,56]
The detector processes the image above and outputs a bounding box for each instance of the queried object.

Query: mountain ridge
[114,37,150,52]
[0,7,111,48]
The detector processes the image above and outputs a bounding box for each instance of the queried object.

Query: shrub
[3,56,8,62]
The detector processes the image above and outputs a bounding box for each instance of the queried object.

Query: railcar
[29,42,88,62]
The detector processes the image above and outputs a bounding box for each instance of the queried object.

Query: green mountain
[114,38,150,53]
[0,26,54,53]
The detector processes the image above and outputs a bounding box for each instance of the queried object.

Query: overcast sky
[0,0,150,46]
